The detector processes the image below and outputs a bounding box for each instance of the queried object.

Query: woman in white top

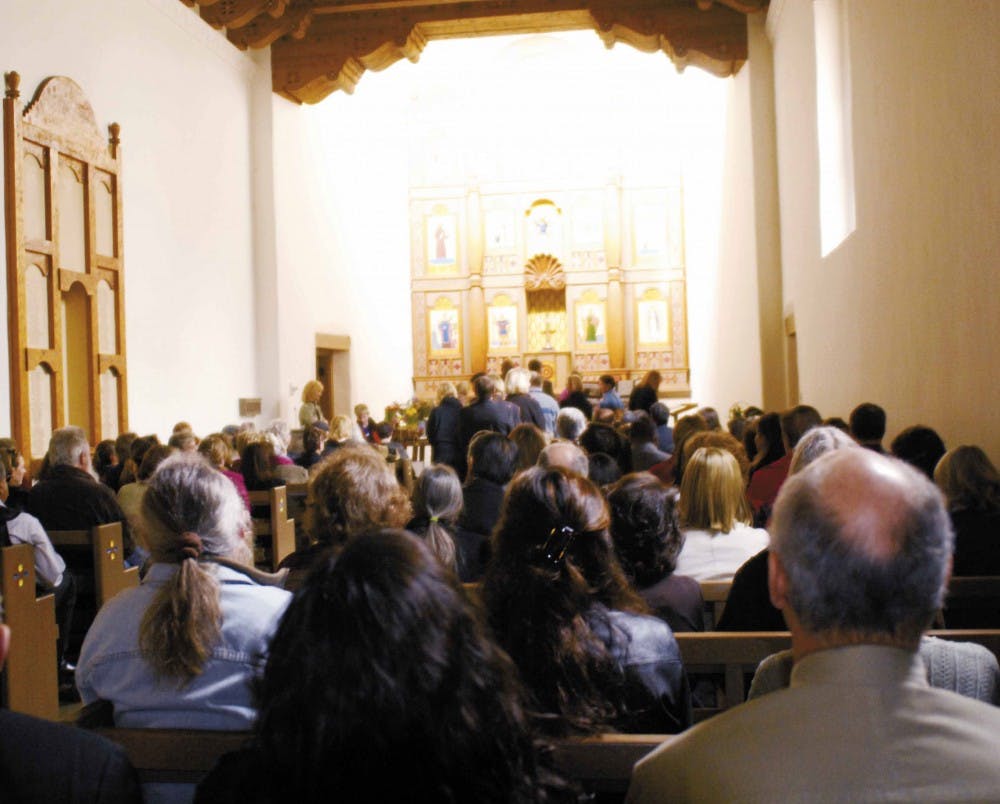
[674,447,769,581]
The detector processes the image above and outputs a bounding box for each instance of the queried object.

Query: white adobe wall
[769,0,1000,459]
[0,0,264,442]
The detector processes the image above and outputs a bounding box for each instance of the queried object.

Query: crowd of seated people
[2,377,999,802]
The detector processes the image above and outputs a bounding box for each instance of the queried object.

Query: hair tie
[538,525,577,569]
[178,531,203,561]
[429,516,439,523]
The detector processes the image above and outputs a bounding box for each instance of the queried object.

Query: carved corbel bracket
[588,2,746,77]
[273,16,429,101]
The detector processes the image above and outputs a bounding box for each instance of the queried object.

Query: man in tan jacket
[628,449,1000,803]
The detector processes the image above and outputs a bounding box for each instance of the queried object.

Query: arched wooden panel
[62,282,93,437]
[21,145,47,242]
[25,263,50,350]
[99,370,119,441]
[4,72,128,459]
[58,157,87,273]
[27,364,54,455]
[96,279,116,354]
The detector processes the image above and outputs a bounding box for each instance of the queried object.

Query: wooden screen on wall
[4,72,127,460]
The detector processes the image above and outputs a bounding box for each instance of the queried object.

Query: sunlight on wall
[296,31,733,412]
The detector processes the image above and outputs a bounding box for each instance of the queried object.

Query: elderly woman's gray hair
[141,453,251,563]
[789,425,858,476]
[505,367,531,396]
[556,407,588,442]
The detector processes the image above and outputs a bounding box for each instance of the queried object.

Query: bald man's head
[770,449,952,647]
[538,442,589,477]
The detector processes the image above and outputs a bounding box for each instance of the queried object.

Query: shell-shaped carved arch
[524,254,565,291]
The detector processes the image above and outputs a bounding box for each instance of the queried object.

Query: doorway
[315,334,352,420]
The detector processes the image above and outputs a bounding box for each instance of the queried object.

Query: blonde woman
[77,454,290,730]
[298,381,326,428]
[673,446,769,580]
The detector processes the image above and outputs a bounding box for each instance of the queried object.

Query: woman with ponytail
[76,453,291,731]
[406,464,462,572]
[482,466,691,737]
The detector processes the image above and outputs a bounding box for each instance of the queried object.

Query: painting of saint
[485,210,515,253]
[429,307,461,356]
[426,213,457,272]
[488,304,518,351]
[638,298,670,345]
[634,204,668,258]
[575,301,606,348]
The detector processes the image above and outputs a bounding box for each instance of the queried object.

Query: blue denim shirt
[77,562,291,730]
[530,387,560,435]
[600,389,624,410]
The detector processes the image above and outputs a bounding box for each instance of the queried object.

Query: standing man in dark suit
[456,374,519,479]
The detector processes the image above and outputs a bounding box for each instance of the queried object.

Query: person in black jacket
[457,375,519,480]
[628,370,661,413]
[455,432,518,581]
[505,367,545,430]
[426,381,463,473]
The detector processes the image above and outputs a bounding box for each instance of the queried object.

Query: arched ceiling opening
[178,0,768,103]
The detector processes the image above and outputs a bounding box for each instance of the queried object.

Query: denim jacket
[77,562,290,730]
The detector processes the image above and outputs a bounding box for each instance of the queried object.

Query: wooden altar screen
[4,72,128,461]
[410,182,689,398]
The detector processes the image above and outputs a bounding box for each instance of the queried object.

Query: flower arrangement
[385,397,433,428]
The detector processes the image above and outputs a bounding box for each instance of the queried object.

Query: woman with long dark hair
[747,412,784,481]
[483,466,691,736]
[197,530,559,803]
[608,473,704,632]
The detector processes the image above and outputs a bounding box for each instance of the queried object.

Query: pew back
[699,580,731,629]
[0,543,58,719]
[47,522,138,608]
[248,487,296,572]
[91,726,669,794]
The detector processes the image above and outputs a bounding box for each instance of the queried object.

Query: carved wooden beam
[179,0,757,100]
[227,8,314,49]
[200,0,292,30]
[272,0,749,103]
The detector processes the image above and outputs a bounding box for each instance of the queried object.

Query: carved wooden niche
[4,72,128,460]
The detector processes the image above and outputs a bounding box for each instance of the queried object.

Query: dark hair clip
[539,525,577,569]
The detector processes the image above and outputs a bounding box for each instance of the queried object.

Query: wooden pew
[0,544,59,719]
[676,629,1000,719]
[551,733,671,794]
[699,580,731,630]
[91,726,669,794]
[47,522,138,609]
[676,631,791,717]
[248,486,296,572]
[92,728,249,784]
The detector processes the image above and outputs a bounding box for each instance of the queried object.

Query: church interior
[1,0,997,459]
[0,1,998,796]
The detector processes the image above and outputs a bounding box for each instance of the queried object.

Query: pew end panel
[48,522,138,608]
[1,543,59,720]
[248,486,296,572]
